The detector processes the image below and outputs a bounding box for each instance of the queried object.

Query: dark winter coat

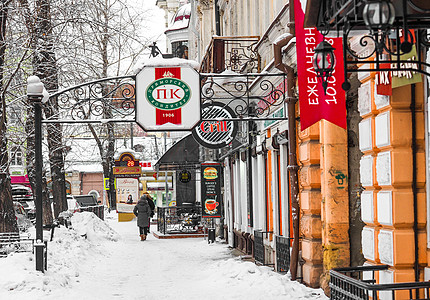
[133,198,151,228]
[147,197,155,217]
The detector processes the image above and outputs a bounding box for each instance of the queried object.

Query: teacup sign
[201,162,222,218]
[204,196,219,215]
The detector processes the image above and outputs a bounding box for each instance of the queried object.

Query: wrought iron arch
[44,75,136,124]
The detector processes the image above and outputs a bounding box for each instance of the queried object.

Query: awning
[154,133,201,171]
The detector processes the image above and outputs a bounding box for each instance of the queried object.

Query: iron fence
[254,230,275,267]
[157,206,202,235]
[275,235,290,274]
[330,265,430,300]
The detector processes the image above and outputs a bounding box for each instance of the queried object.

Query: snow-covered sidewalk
[0,211,327,300]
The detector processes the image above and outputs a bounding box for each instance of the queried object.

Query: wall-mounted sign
[179,170,192,183]
[136,65,200,131]
[113,166,141,175]
[201,162,222,218]
[140,161,152,168]
[192,102,238,149]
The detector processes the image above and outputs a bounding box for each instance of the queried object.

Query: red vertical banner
[375,65,392,95]
[294,0,346,130]
[154,67,182,125]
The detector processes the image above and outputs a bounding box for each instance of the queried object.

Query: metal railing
[157,206,202,235]
[254,230,274,266]
[200,36,260,74]
[330,265,430,300]
[275,235,291,274]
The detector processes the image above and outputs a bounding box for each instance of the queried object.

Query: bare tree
[0,0,18,232]
[51,0,154,208]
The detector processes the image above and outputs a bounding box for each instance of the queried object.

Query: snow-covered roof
[165,3,191,33]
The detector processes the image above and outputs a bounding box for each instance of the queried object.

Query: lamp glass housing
[363,0,395,31]
[313,41,336,75]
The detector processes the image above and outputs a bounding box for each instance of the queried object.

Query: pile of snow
[0,212,119,298]
[71,212,119,242]
[0,211,328,300]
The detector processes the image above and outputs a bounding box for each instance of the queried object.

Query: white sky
[0,211,328,300]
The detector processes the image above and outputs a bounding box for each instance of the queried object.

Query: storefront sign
[376,64,392,95]
[376,31,422,94]
[140,161,152,168]
[294,0,346,130]
[201,162,222,218]
[112,166,141,175]
[136,65,200,131]
[179,170,192,183]
[116,177,139,213]
[192,102,238,149]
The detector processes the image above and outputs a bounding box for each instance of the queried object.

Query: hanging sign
[192,102,238,149]
[201,162,222,218]
[294,0,346,131]
[136,65,200,131]
[376,64,392,95]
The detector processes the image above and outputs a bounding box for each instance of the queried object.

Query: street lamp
[362,0,395,32]
[313,40,336,94]
[27,75,45,272]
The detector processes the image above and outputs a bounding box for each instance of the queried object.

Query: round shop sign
[192,102,238,149]
[145,78,191,110]
[179,170,192,183]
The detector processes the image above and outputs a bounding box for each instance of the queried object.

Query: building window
[172,41,188,59]
[11,147,23,166]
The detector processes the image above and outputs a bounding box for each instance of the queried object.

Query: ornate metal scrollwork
[46,76,136,123]
[224,40,260,73]
[200,73,287,121]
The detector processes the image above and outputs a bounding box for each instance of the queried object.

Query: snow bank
[71,212,119,242]
[0,211,119,298]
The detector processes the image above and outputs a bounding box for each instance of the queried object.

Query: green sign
[263,107,284,129]
[391,45,422,88]
[145,78,191,110]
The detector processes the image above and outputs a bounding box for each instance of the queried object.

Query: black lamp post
[313,40,336,94]
[27,76,45,272]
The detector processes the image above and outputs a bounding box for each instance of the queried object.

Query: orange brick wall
[358,72,426,282]
[299,122,323,287]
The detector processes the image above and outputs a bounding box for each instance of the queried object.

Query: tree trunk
[0,0,17,233]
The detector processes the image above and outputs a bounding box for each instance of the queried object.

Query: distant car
[11,185,35,220]
[13,201,32,232]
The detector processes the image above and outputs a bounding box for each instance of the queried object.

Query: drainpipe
[411,83,419,282]
[273,33,300,281]
[214,0,221,36]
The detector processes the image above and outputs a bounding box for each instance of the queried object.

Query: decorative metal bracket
[315,0,430,89]
[44,75,136,124]
[43,72,289,125]
[200,72,288,122]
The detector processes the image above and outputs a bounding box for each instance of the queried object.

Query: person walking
[133,195,152,241]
